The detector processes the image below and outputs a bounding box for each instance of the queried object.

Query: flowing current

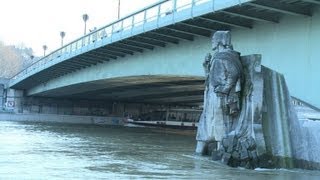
[0,120,319,179]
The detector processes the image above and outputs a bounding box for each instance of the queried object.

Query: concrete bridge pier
[4,88,24,113]
[0,84,4,110]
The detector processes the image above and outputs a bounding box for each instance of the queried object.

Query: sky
[0,0,159,56]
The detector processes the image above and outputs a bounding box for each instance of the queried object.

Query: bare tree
[0,42,23,78]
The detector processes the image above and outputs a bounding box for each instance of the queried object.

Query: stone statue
[196,31,258,169]
[196,31,243,152]
[196,31,320,170]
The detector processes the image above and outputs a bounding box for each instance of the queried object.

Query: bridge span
[8,0,320,108]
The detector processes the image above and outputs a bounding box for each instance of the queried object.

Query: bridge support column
[5,88,24,113]
[0,84,4,110]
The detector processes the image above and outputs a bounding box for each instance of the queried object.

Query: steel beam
[197,16,252,29]
[123,40,155,50]
[221,9,279,23]
[247,0,312,17]
[66,58,93,66]
[61,61,87,68]
[112,43,144,52]
[170,24,212,37]
[178,22,216,31]
[180,20,229,32]
[150,30,194,41]
[59,64,84,70]
[143,33,179,44]
[90,50,117,59]
[106,46,135,55]
[302,0,320,5]
[164,27,205,36]
[78,55,104,63]
[99,48,127,57]
[136,35,170,45]
[130,37,166,47]
[52,65,77,71]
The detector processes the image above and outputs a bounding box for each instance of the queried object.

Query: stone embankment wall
[0,112,124,125]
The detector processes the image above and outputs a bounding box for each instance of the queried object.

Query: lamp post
[117,0,121,19]
[42,45,47,56]
[60,31,65,47]
[82,14,89,35]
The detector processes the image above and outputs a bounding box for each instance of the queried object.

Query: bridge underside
[33,76,205,106]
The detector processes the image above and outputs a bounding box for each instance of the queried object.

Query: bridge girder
[247,0,312,17]
[112,43,144,53]
[196,16,252,29]
[136,35,177,45]
[163,25,211,37]
[89,50,117,59]
[66,58,94,66]
[220,8,280,23]
[143,33,179,44]
[105,45,135,55]
[78,54,106,63]
[130,37,166,47]
[122,40,155,50]
[302,0,320,5]
[149,30,194,41]
[96,48,126,57]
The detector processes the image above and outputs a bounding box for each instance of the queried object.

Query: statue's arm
[214,61,239,94]
[203,53,212,75]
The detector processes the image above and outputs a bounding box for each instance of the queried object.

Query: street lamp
[60,31,66,47]
[82,14,89,35]
[117,0,121,19]
[43,45,47,56]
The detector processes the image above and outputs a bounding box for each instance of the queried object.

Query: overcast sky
[0,0,158,56]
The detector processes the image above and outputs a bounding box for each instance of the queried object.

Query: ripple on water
[1,121,320,179]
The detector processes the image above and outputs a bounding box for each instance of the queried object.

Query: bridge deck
[8,0,320,105]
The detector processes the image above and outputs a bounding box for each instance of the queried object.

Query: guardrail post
[131,16,135,35]
[173,0,177,11]
[144,10,147,23]
[212,0,215,11]
[157,4,161,27]
[143,10,147,31]
[172,0,178,23]
[191,0,195,17]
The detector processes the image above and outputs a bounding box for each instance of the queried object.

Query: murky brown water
[0,120,320,179]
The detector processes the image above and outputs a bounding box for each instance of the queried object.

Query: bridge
[8,0,320,108]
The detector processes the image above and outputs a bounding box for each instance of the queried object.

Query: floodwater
[0,121,320,179]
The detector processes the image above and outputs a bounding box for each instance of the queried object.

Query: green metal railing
[10,0,246,86]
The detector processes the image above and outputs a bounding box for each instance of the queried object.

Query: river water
[0,120,320,179]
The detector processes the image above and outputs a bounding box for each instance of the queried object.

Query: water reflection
[0,121,320,179]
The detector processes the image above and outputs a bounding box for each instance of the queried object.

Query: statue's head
[211,31,232,51]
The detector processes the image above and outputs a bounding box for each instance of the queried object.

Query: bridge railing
[10,0,243,86]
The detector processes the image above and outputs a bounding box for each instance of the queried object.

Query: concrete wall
[232,9,320,109]
[19,97,112,116]
[0,113,124,126]
[2,89,173,119]
[27,8,320,108]
[0,84,4,110]
[0,78,9,110]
